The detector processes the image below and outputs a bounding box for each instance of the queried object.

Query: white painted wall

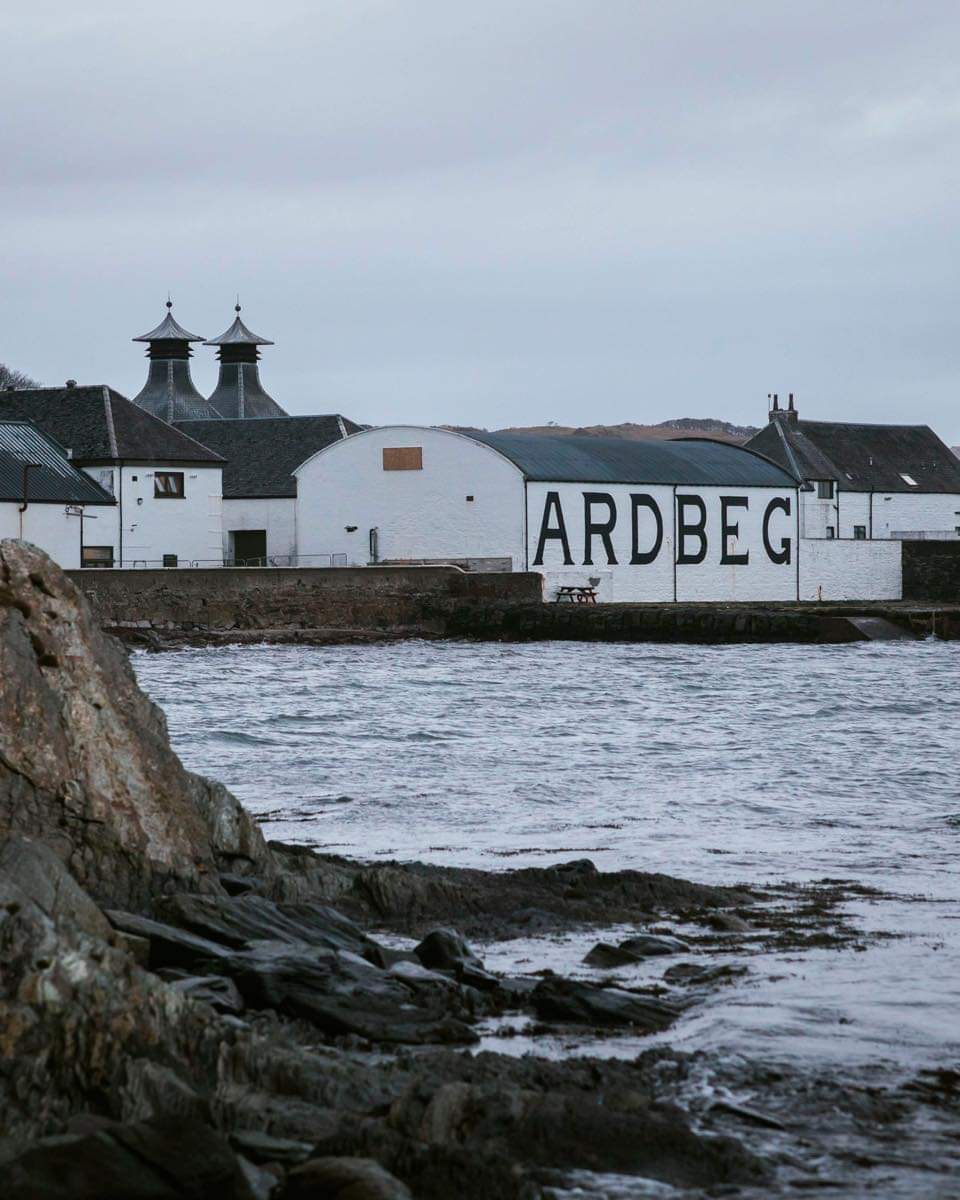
[83,465,224,567]
[526,482,799,602]
[222,497,297,562]
[875,493,960,539]
[798,539,902,600]
[0,502,100,569]
[801,488,960,540]
[295,426,526,567]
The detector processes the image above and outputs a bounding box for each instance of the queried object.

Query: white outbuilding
[0,420,115,568]
[294,425,815,602]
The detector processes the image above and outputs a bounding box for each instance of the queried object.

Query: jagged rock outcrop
[0,539,271,909]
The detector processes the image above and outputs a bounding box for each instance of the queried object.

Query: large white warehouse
[294,425,842,602]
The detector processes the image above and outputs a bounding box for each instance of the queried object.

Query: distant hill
[444,418,759,443]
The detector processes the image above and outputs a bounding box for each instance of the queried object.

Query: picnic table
[555,585,598,604]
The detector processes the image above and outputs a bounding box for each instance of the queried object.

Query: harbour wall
[67,565,544,640]
[66,558,960,646]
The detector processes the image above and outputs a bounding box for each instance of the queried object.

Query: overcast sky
[2,1,959,436]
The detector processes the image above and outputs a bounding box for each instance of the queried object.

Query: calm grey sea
[133,640,960,1072]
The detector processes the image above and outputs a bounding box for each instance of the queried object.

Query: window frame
[154,471,185,499]
[816,480,835,500]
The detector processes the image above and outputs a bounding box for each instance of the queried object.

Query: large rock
[0,836,112,940]
[2,1116,257,1200]
[0,540,271,909]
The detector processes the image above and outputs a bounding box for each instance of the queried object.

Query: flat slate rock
[532,977,682,1031]
[105,910,232,970]
[158,892,376,957]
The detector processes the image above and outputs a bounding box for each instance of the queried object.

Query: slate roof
[747,419,960,494]
[468,431,798,487]
[0,421,115,505]
[0,387,225,465]
[174,415,362,497]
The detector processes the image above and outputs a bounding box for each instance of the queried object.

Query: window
[382,447,423,471]
[154,471,184,498]
[465,495,474,502]
[899,473,918,487]
[162,554,178,568]
[854,526,866,540]
[81,545,114,568]
[817,480,835,499]
[826,526,835,539]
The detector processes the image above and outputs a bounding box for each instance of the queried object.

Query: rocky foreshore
[2,540,957,1199]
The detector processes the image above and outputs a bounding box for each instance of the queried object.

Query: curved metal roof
[205,306,274,346]
[133,303,204,343]
[468,432,798,486]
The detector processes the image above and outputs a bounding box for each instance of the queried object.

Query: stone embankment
[68,562,960,646]
[67,565,543,647]
[447,599,960,642]
[3,541,958,1196]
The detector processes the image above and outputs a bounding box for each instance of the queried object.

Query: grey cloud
[2,0,959,435]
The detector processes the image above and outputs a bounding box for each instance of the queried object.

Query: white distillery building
[292,424,896,602]
[0,386,225,567]
[0,421,116,568]
[748,397,960,542]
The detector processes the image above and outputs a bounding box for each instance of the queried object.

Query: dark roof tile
[0,387,224,464]
[748,420,960,493]
[174,415,361,497]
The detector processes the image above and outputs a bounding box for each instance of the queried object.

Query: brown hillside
[444,418,759,443]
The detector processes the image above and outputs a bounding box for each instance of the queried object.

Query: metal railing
[113,553,350,570]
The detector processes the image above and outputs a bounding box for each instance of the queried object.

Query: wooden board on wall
[382,446,423,471]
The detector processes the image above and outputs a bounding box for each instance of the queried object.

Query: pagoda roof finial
[134,299,204,343]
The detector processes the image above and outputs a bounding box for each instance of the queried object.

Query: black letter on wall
[630,494,663,564]
[676,495,708,565]
[533,491,573,566]
[583,492,618,565]
[763,496,792,565]
[720,496,749,565]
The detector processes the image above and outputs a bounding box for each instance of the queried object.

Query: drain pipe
[18,463,40,537]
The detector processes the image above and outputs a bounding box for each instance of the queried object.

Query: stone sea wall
[66,564,543,639]
[901,539,960,602]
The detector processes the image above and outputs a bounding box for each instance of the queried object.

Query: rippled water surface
[134,640,960,1073]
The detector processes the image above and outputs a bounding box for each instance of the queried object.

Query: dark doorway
[231,530,267,565]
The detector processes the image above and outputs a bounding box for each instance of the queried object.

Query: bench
[555,585,598,604]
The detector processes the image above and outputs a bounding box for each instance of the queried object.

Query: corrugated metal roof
[0,422,115,504]
[467,431,798,486]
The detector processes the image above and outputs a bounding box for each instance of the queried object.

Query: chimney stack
[768,392,799,424]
